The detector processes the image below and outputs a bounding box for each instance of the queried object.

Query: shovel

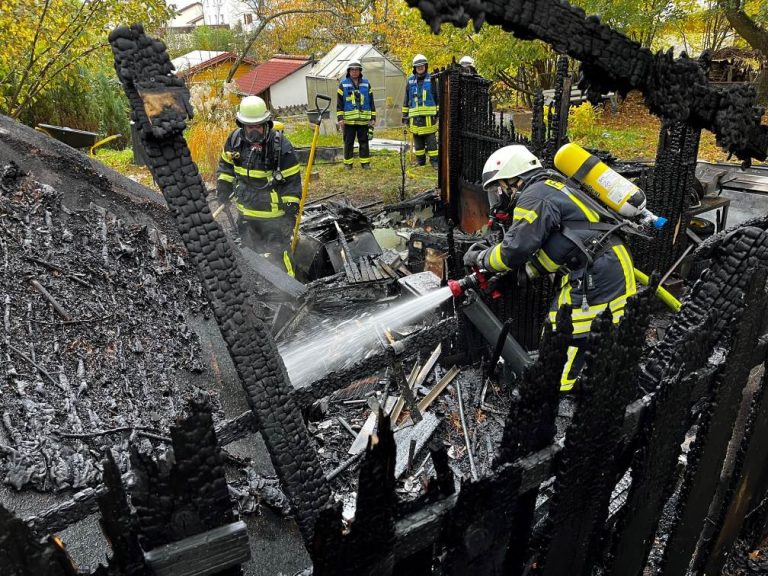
[291,94,332,254]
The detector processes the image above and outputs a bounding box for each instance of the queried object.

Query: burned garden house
[4,0,768,574]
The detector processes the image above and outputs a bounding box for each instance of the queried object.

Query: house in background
[172,51,259,102]
[233,55,313,109]
[168,0,258,30]
[167,2,205,27]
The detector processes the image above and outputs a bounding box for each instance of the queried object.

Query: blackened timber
[703,358,768,574]
[538,297,648,575]
[663,268,768,576]
[22,362,717,539]
[239,247,307,301]
[442,463,522,574]
[391,395,653,563]
[610,288,723,576]
[459,130,514,144]
[143,521,250,576]
[292,318,457,406]
[215,410,259,446]
[108,25,329,547]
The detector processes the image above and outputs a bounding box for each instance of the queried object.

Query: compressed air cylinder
[554,142,648,217]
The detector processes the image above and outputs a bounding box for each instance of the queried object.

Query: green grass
[280,123,409,149]
[308,150,437,205]
[283,124,343,148]
[573,126,656,161]
[93,143,436,205]
[94,148,134,170]
[93,148,159,190]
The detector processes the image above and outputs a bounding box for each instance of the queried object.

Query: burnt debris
[1,403,249,576]
[4,1,768,571]
[0,161,209,492]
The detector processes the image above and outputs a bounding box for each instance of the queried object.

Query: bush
[18,61,130,147]
[568,102,601,140]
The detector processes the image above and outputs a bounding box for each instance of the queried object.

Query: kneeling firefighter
[463,145,637,391]
[215,95,302,276]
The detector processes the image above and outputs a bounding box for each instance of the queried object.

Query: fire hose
[446,264,682,377]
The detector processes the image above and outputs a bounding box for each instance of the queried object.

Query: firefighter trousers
[343,124,370,165]
[237,215,295,276]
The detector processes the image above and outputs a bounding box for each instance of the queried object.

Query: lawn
[95,123,437,205]
[93,91,751,206]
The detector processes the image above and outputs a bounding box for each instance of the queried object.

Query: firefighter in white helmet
[336,59,376,169]
[214,95,302,276]
[402,54,439,168]
[459,55,478,75]
[463,145,637,391]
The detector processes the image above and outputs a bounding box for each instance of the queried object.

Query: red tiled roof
[234,56,312,95]
[179,51,259,78]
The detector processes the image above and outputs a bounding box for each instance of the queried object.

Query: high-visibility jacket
[336,76,376,125]
[402,73,439,135]
[216,127,302,220]
[482,171,637,387]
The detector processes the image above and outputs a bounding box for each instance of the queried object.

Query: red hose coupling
[448,279,463,299]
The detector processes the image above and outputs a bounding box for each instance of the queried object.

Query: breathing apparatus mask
[487,177,522,216]
[238,119,271,144]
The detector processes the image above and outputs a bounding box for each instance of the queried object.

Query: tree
[718,0,768,101]
[0,0,173,120]
[223,0,340,84]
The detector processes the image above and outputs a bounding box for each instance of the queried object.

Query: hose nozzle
[448,270,492,299]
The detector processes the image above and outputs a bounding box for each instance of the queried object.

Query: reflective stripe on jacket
[402,73,438,118]
[483,172,636,337]
[336,76,376,125]
[216,127,302,220]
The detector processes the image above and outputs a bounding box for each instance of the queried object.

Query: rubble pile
[307,365,512,510]
[0,161,215,492]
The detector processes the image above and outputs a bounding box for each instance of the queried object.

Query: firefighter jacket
[402,72,438,136]
[482,171,636,339]
[337,75,376,125]
[216,127,302,220]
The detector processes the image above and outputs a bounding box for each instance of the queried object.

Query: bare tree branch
[224,7,337,85]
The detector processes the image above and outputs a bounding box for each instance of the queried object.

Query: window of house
[244,14,253,25]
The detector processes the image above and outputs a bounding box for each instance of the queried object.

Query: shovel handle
[314,94,332,125]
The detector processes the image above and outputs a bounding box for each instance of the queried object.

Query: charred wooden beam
[108,25,329,547]
[143,521,250,576]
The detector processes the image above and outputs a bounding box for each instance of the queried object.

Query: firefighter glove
[463,241,490,269]
[216,181,232,205]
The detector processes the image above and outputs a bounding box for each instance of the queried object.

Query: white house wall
[169,3,204,27]
[200,0,256,29]
[270,71,310,108]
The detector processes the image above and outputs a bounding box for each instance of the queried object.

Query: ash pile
[0,161,216,492]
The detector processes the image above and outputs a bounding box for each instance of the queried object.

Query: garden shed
[306,44,406,127]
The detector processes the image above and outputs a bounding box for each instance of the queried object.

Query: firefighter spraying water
[462,144,671,390]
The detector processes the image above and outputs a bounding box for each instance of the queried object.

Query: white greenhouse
[306,44,407,128]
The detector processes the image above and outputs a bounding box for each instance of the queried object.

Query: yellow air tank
[554,142,667,228]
